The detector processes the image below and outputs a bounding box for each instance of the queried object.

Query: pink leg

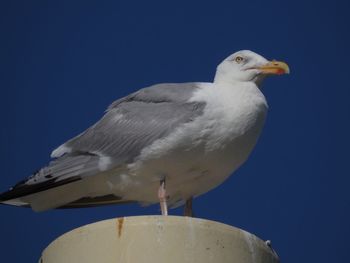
[158,180,168,216]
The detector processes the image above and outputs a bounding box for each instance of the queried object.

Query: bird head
[214,50,289,86]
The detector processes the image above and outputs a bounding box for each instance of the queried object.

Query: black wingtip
[0,202,30,208]
[0,176,82,202]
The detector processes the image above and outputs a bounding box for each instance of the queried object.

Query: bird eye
[234,56,244,63]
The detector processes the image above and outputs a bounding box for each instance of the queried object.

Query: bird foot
[184,197,193,217]
[158,180,168,216]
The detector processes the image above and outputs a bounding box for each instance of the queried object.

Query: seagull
[0,50,289,216]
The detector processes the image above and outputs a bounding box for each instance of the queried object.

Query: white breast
[109,82,268,204]
[190,82,268,153]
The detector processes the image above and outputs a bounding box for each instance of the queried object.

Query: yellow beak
[257,60,290,75]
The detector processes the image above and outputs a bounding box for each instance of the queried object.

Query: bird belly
[107,100,267,205]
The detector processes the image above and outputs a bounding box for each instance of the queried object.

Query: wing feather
[54,83,206,165]
[0,83,206,209]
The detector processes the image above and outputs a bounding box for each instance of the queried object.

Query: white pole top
[39,216,279,263]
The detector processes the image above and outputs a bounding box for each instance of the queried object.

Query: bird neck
[213,71,266,89]
[213,77,258,90]
[213,70,234,85]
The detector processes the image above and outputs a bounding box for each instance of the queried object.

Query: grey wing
[0,83,206,207]
[53,83,206,164]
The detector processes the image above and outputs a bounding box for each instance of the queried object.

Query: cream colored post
[39,216,279,263]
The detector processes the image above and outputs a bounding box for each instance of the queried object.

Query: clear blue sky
[0,1,349,262]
